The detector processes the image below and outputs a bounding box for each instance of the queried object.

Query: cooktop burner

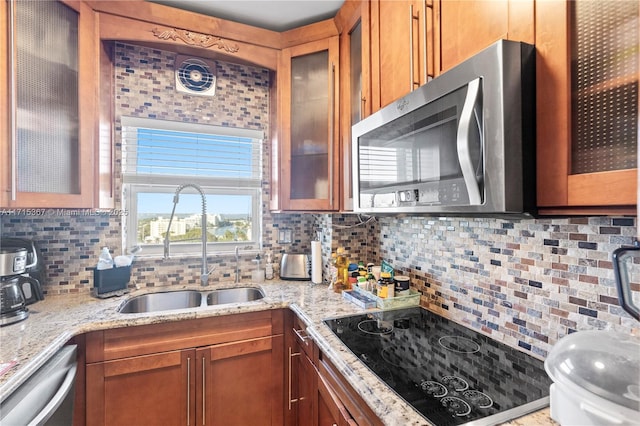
[438,335,481,354]
[324,307,551,426]
[357,319,394,335]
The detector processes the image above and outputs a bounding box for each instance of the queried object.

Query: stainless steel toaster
[280,253,311,281]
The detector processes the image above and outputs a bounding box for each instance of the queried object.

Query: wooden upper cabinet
[536,0,638,215]
[336,0,372,211]
[0,0,109,209]
[277,37,340,211]
[438,0,534,73]
[372,0,438,110]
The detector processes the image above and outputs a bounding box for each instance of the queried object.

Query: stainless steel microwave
[352,40,536,215]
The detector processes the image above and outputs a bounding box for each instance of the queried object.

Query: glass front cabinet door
[1,0,104,209]
[337,0,372,212]
[536,0,638,215]
[277,37,340,211]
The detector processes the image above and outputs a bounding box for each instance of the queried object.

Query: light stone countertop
[0,280,555,426]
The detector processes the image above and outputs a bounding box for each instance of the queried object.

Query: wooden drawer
[86,310,277,363]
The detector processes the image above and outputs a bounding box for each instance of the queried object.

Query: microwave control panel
[396,181,465,207]
[360,178,471,209]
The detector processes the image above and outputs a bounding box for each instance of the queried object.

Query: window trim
[120,117,264,257]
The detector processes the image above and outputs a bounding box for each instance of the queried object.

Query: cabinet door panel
[318,357,384,426]
[1,0,97,208]
[377,0,415,108]
[339,0,372,211]
[440,0,509,72]
[278,37,340,211]
[200,335,284,426]
[317,374,344,426]
[296,350,316,426]
[536,0,638,213]
[373,0,437,111]
[86,349,194,426]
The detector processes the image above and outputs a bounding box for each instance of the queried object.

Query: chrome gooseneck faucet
[163,183,210,286]
[235,246,240,283]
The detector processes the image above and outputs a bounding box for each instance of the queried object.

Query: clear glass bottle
[252,254,265,283]
[265,253,274,280]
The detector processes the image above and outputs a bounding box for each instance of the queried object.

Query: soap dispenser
[252,254,265,283]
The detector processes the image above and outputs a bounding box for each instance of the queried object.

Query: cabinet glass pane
[570,0,638,174]
[15,0,80,193]
[290,50,329,200]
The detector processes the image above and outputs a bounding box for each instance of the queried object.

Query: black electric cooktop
[324,307,551,426]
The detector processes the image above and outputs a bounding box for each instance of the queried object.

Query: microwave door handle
[456,78,482,205]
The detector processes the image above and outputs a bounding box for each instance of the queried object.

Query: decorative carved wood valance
[151,27,240,53]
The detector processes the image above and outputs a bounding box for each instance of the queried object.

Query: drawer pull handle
[187,356,191,426]
[202,356,206,425]
[288,347,301,409]
[293,328,311,344]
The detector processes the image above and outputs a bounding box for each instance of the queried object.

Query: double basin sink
[118,287,265,314]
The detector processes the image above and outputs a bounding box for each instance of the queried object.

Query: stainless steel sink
[206,287,265,305]
[118,290,203,313]
[117,287,266,313]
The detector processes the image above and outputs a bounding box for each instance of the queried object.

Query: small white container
[97,247,114,270]
[370,265,381,281]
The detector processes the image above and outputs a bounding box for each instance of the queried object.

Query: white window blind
[121,116,263,188]
[120,117,264,255]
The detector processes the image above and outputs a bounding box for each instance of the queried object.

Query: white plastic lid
[545,330,640,411]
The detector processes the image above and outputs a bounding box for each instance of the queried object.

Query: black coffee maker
[0,238,45,326]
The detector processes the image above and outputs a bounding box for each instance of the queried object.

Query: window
[121,117,263,256]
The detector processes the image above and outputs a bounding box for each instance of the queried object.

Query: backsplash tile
[375,215,638,357]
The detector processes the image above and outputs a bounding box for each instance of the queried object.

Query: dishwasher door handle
[28,362,77,426]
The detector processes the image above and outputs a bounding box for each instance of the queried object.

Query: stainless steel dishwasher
[0,345,77,426]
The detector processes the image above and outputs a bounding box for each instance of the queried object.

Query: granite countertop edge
[0,281,553,426]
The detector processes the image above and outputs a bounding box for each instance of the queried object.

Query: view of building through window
[135,192,253,246]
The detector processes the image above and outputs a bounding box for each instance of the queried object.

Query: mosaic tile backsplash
[376,215,639,357]
[1,43,638,361]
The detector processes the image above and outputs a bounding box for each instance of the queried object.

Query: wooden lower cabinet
[317,373,357,426]
[286,311,318,426]
[285,311,382,426]
[291,343,317,426]
[317,357,383,426]
[86,349,193,425]
[199,335,284,425]
[85,311,284,426]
